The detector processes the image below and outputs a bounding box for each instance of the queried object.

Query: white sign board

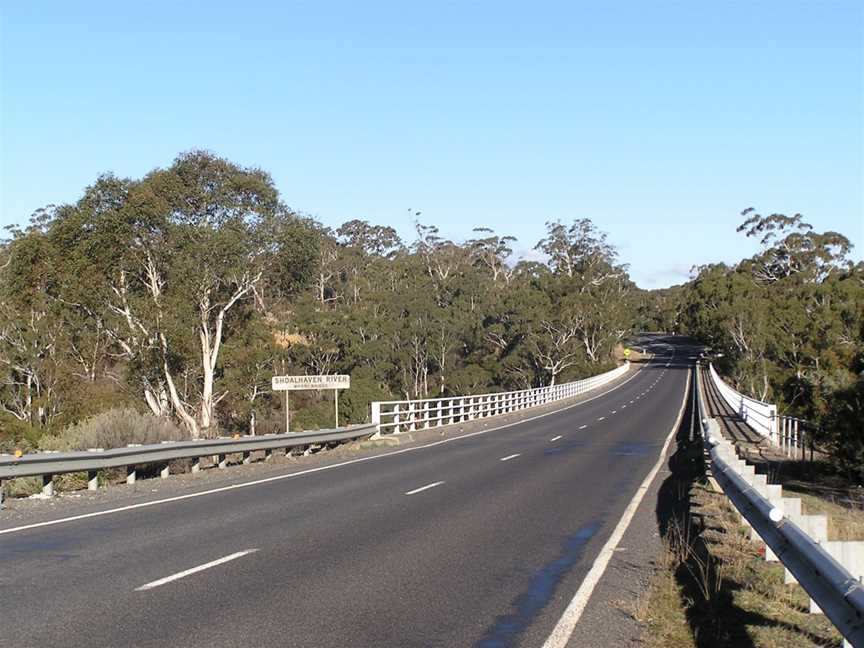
[272,375,351,391]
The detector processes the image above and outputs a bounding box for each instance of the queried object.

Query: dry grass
[636,479,842,648]
[792,490,864,541]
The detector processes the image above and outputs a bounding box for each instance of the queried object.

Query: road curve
[0,337,692,648]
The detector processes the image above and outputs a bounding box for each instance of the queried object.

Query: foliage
[1,152,640,449]
[38,407,186,451]
[675,208,864,478]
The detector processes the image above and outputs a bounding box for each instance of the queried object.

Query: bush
[38,407,188,451]
[0,415,43,453]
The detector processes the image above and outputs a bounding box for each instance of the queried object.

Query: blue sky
[1,1,861,288]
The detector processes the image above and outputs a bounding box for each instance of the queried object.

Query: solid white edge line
[136,548,259,591]
[550,435,563,442]
[0,359,656,537]
[541,364,691,648]
[404,481,445,496]
[499,454,520,462]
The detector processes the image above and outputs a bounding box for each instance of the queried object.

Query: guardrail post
[41,475,54,497]
[264,448,273,461]
[160,464,170,479]
[126,466,136,485]
[242,451,252,465]
[191,457,201,473]
[423,401,431,429]
[408,402,416,431]
[218,454,227,469]
[87,470,99,490]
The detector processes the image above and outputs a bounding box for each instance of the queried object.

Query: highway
[0,338,692,648]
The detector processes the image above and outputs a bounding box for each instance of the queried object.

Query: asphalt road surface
[0,337,693,648]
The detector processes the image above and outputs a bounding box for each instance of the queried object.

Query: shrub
[38,408,188,451]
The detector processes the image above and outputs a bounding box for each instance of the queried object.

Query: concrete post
[242,451,252,465]
[160,464,170,479]
[191,458,201,473]
[126,466,136,485]
[41,475,54,497]
[370,401,381,429]
[87,470,99,491]
[218,454,227,469]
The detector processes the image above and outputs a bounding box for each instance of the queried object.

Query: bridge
[2,335,860,647]
[0,336,690,647]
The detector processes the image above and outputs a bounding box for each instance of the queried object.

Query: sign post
[271,375,351,432]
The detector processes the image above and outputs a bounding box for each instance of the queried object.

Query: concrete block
[784,514,829,584]
[810,541,864,613]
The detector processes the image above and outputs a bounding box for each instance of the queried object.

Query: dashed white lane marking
[550,435,563,442]
[542,364,690,648]
[500,454,521,462]
[136,549,259,591]
[0,362,649,538]
[405,481,446,495]
[629,400,634,404]
[579,425,588,429]
[596,417,605,421]
[611,410,617,414]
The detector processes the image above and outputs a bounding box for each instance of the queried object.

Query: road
[0,337,693,648]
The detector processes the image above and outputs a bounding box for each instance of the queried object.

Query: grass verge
[633,438,843,648]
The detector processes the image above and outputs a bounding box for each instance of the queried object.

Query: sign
[272,375,351,391]
[623,348,631,358]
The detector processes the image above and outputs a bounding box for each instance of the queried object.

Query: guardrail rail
[697,364,864,647]
[0,424,377,502]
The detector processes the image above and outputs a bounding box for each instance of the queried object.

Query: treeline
[664,210,863,477]
[0,151,643,449]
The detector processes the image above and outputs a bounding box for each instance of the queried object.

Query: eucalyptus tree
[40,152,317,438]
[467,227,516,285]
[0,220,67,429]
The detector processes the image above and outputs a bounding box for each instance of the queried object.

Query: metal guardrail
[0,424,377,499]
[696,365,864,646]
[370,362,630,433]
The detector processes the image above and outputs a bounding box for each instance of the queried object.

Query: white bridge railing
[708,363,778,440]
[371,362,629,434]
[708,363,814,457]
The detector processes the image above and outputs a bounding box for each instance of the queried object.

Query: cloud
[636,265,693,289]
[511,247,549,264]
